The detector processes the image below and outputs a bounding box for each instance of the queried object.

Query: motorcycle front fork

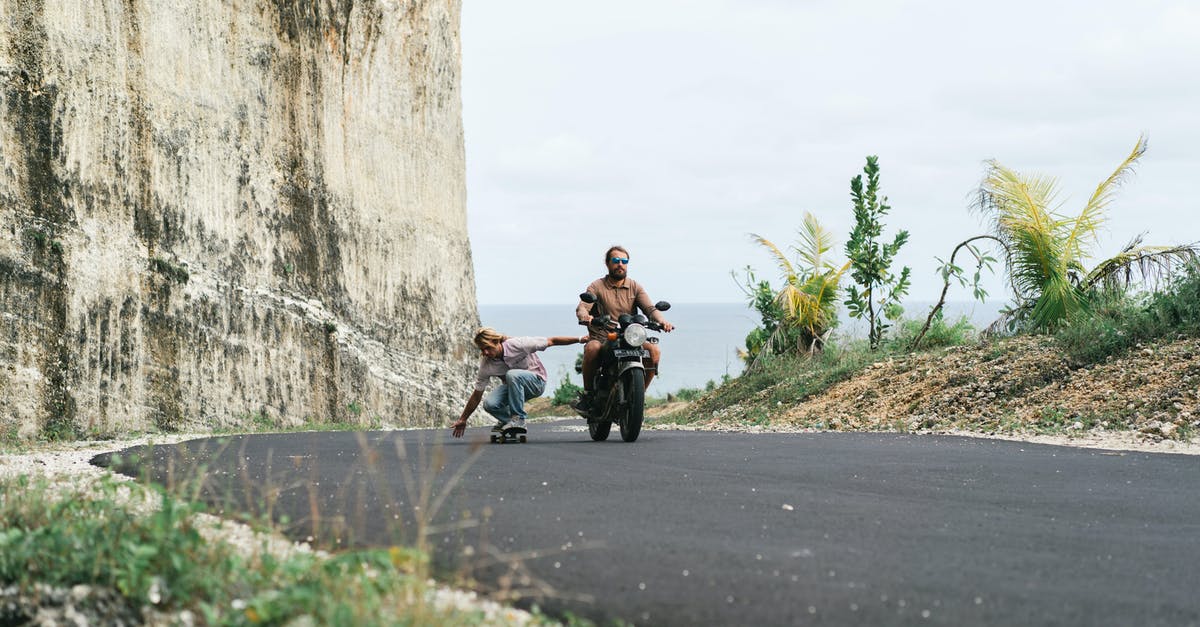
[594,368,638,419]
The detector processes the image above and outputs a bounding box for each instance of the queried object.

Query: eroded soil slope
[706,336,1200,441]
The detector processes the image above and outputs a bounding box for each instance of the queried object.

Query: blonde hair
[473,327,506,348]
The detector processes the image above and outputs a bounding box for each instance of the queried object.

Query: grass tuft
[0,473,515,625]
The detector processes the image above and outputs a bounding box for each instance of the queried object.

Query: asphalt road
[96,420,1200,626]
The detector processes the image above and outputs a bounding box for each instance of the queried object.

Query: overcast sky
[461,0,1199,307]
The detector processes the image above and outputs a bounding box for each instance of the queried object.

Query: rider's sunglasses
[609,257,629,265]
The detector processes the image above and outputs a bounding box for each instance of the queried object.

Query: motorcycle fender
[616,361,644,378]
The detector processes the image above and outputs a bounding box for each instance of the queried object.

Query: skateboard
[490,426,527,444]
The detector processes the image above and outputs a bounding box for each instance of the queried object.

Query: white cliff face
[0,0,477,439]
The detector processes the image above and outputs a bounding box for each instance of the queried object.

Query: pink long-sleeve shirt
[474,336,550,391]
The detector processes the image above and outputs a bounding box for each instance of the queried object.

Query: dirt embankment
[776,335,1200,438]
[675,335,1199,451]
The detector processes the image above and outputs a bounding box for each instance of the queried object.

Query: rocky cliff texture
[0,0,477,439]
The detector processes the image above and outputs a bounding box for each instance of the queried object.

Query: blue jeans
[482,369,545,423]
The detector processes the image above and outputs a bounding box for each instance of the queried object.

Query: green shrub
[551,371,583,406]
[1055,293,1146,365]
[1056,263,1200,365]
[672,387,705,402]
[1,476,222,608]
[890,311,975,350]
[1145,261,1200,333]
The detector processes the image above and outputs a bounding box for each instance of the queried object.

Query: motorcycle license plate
[613,349,648,358]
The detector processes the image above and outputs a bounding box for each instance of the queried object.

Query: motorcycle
[574,292,671,442]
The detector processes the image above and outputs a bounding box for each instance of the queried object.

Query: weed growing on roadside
[1,432,579,626]
[0,474,479,625]
[1031,407,1074,434]
[0,423,24,453]
[250,410,275,431]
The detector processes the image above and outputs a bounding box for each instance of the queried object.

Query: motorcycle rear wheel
[619,369,645,442]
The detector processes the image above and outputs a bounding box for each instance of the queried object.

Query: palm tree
[975,135,1198,332]
[749,212,850,355]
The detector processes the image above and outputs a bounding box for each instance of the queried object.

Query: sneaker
[509,417,527,430]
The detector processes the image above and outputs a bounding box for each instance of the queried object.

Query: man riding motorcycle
[573,245,674,412]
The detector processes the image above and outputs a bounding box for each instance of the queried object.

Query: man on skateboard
[451,327,588,439]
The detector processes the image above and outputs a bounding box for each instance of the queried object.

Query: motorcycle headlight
[623,324,647,347]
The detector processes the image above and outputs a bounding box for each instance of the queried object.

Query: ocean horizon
[479,300,1005,396]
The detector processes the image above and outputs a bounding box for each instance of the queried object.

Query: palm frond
[820,260,852,295]
[773,283,810,322]
[1066,135,1148,261]
[1002,216,1065,300]
[1082,243,1200,294]
[749,234,797,284]
[792,211,836,273]
[977,161,1062,238]
[982,310,1020,339]
[1080,135,1148,223]
[976,162,1067,298]
[1030,267,1089,330]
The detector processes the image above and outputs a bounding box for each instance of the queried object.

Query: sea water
[478,300,1005,396]
[478,303,752,396]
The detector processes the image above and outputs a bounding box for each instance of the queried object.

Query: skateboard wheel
[490,434,498,443]
[519,435,527,443]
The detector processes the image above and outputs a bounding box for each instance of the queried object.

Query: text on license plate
[613,349,648,358]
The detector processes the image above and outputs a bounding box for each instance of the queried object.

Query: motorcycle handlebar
[580,317,670,332]
[581,316,615,329]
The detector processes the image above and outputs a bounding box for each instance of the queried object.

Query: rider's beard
[608,266,627,281]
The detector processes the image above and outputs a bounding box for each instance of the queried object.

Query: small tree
[738,212,849,363]
[844,156,911,349]
[975,135,1199,332]
[909,235,1003,350]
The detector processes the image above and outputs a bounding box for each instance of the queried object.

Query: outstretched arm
[547,335,589,347]
[452,390,483,437]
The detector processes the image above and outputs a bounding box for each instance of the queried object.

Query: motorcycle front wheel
[619,368,646,442]
[589,418,612,441]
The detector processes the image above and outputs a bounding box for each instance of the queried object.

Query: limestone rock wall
[0,0,477,439]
